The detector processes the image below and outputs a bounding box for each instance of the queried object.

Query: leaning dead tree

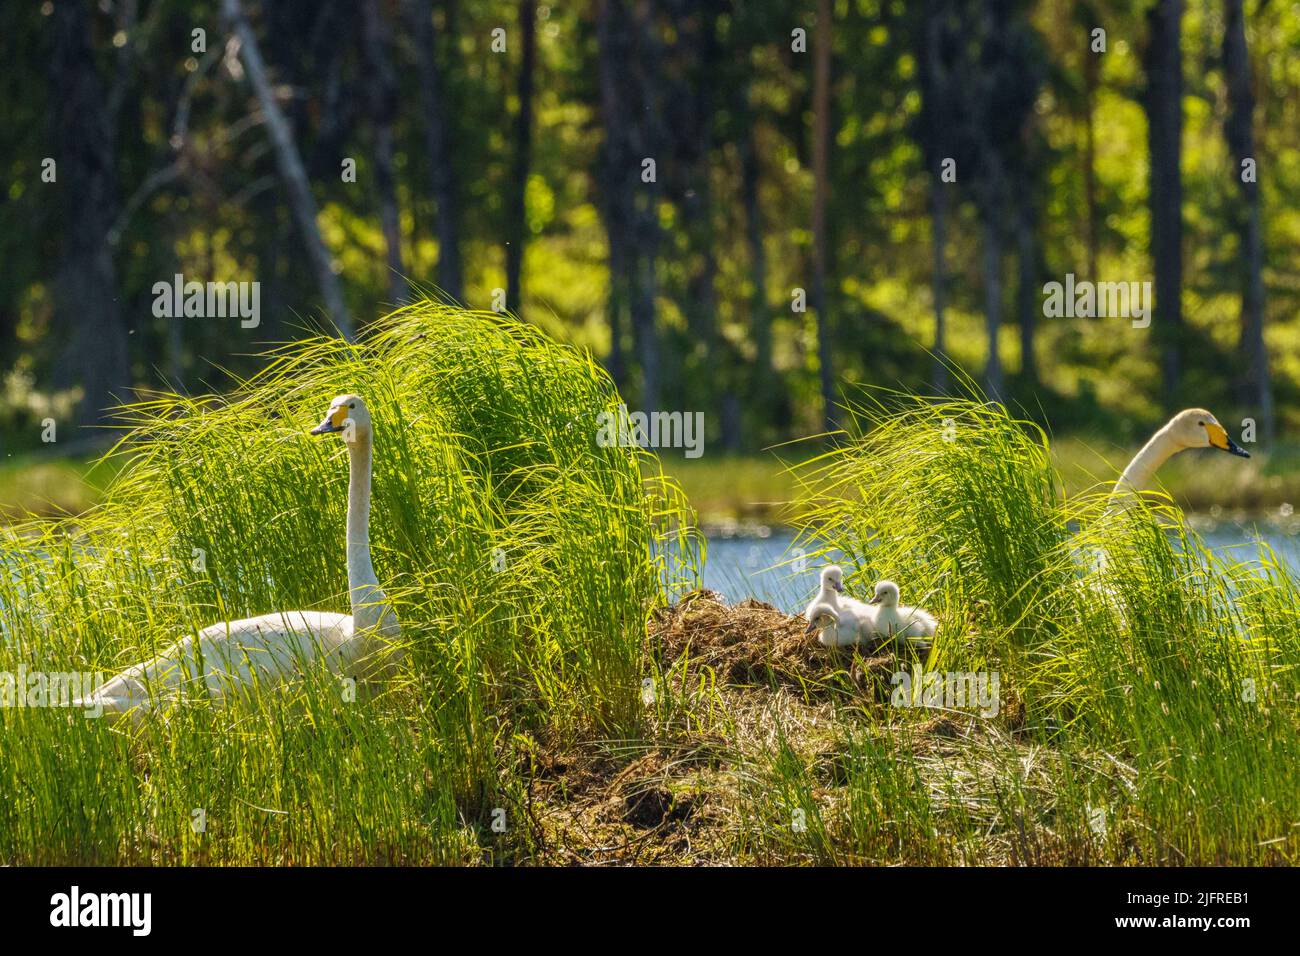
[221,0,353,339]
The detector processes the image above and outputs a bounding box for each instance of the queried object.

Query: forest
[2,0,1294,464]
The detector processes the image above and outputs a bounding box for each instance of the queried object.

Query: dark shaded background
[1,0,1292,455]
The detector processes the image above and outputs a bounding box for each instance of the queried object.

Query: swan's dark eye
[1198,421,1205,426]
[349,403,356,409]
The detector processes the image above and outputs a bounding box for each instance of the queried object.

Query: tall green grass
[0,301,697,864]
[782,393,1300,864]
[4,328,1295,864]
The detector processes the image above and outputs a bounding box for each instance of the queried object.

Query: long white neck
[1113,423,1181,501]
[818,585,842,609]
[345,433,389,632]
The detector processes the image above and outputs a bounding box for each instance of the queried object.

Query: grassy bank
[1,312,1296,864]
[0,455,123,521]
[608,398,1299,865]
[664,433,1300,526]
[7,427,1297,528]
[772,396,1299,863]
[0,301,695,864]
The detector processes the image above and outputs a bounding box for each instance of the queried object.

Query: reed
[780,392,1300,864]
[0,300,696,864]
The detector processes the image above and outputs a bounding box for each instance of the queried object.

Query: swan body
[1111,408,1248,505]
[81,611,361,716]
[804,601,875,648]
[866,580,937,649]
[78,394,401,724]
[804,565,877,647]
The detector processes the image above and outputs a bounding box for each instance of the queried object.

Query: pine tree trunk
[1144,0,1184,410]
[630,199,661,413]
[982,217,1004,399]
[406,0,463,303]
[742,125,774,418]
[596,0,630,392]
[1082,7,1100,280]
[930,171,950,394]
[49,0,131,427]
[505,0,536,314]
[361,0,406,304]
[615,0,663,414]
[1223,0,1273,442]
[812,0,836,433]
[1017,201,1039,385]
[683,4,727,445]
[919,2,952,393]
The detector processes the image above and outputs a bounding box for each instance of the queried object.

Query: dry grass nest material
[649,589,898,689]
[525,744,727,864]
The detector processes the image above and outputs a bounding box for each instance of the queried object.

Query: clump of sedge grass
[0,300,697,864]
[789,390,1300,864]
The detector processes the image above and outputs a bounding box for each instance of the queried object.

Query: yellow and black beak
[311,406,347,436]
[1205,422,1250,459]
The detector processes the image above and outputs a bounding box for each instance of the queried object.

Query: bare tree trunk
[811,0,836,433]
[596,0,629,392]
[49,0,131,427]
[222,0,352,338]
[1144,0,1184,410]
[1016,201,1039,385]
[630,196,661,413]
[981,217,1004,399]
[1223,0,1273,443]
[361,0,406,304]
[742,126,774,412]
[681,3,728,446]
[930,181,951,393]
[599,0,661,412]
[630,1,664,415]
[505,0,536,314]
[919,4,952,393]
[0,307,18,371]
[605,248,629,393]
[406,0,463,302]
[1082,4,1100,280]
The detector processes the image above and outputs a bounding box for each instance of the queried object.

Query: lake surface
[699,519,1300,613]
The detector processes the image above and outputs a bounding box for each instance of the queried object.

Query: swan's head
[1168,409,1249,458]
[820,565,845,593]
[311,394,371,442]
[805,603,839,636]
[868,580,900,608]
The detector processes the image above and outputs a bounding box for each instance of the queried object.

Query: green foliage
[781,394,1300,863]
[7,1,1300,452]
[0,301,697,864]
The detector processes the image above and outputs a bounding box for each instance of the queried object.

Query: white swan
[1110,408,1249,504]
[78,394,401,724]
[866,580,937,649]
[803,565,876,647]
[1079,409,1250,615]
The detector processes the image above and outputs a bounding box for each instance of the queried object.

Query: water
[701,520,1300,613]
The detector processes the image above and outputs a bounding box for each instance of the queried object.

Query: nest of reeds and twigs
[520,740,730,864]
[649,589,901,696]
